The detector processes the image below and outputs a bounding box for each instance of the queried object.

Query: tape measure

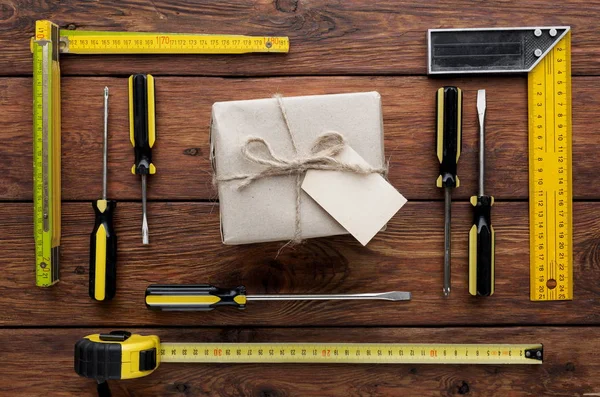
[74,332,543,384]
[30,21,289,287]
[528,31,573,301]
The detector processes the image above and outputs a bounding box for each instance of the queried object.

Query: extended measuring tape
[428,27,573,301]
[31,21,289,287]
[75,332,543,387]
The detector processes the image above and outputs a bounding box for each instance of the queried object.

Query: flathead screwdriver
[435,86,462,297]
[129,74,156,245]
[469,90,495,296]
[89,87,117,301]
[145,284,411,311]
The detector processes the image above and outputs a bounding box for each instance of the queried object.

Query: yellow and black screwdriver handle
[469,195,495,296]
[435,87,462,188]
[145,284,247,311]
[435,86,462,189]
[129,74,156,176]
[89,199,117,301]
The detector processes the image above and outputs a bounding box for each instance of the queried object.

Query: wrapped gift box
[210,91,386,245]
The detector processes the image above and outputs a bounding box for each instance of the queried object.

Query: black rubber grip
[74,336,123,380]
[89,200,117,301]
[435,86,462,188]
[131,74,154,174]
[472,195,494,296]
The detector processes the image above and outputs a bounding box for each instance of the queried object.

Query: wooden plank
[1,201,597,326]
[1,75,598,200]
[5,1,600,76]
[0,326,597,396]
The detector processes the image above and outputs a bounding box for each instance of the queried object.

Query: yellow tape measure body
[60,31,289,54]
[161,342,542,365]
[528,32,573,301]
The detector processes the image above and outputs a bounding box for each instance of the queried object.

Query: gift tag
[301,146,407,246]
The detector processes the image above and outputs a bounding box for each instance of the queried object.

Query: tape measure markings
[159,342,543,365]
[33,20,61,287]
[60,32,289,54]
[529,31,573,301]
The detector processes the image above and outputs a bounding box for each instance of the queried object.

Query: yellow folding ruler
[31,20,289,287]
[75,332,543,389]
[428,27,573,301]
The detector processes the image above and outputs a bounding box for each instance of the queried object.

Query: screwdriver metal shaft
[247,291,411,301]
[141,174,148,244]
[443,187,452,297]
[478,92,485,198]
[102,87,108,200]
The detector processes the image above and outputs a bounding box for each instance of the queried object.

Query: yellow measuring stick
[528,31,573,301]
[31,21,289,287]
[32,20,61,287]
[60,31,289,54]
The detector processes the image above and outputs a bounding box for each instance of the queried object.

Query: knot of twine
[216,94,388,244]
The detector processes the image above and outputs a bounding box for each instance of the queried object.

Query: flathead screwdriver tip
[142,216,149,245]
[377,291,412,301]
[443,286,450,297]
[477,89,486,118]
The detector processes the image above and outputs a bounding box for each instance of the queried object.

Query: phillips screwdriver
[469,90,495,296]
[89,87,117,301]
[129,74,156,245]
[145,284,411,311]
[435,86,462,297]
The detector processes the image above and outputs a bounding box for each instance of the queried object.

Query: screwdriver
[145,285,411,311]
[435,86,462,297]
[129,74,156,245]
[89,87,117,301]
[469,90,495,296]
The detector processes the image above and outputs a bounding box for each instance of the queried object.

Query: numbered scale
[161,342,542,364]
[528,31,573,301]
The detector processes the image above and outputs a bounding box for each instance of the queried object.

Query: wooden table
[2,1,599,395]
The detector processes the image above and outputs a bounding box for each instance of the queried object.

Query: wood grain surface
[1,201,599,327]
[1,76,599,200]
[2,1,600,396]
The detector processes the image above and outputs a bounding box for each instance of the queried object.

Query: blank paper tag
[301,146,407,246]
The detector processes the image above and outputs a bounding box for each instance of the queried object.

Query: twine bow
[216,94,388,244]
